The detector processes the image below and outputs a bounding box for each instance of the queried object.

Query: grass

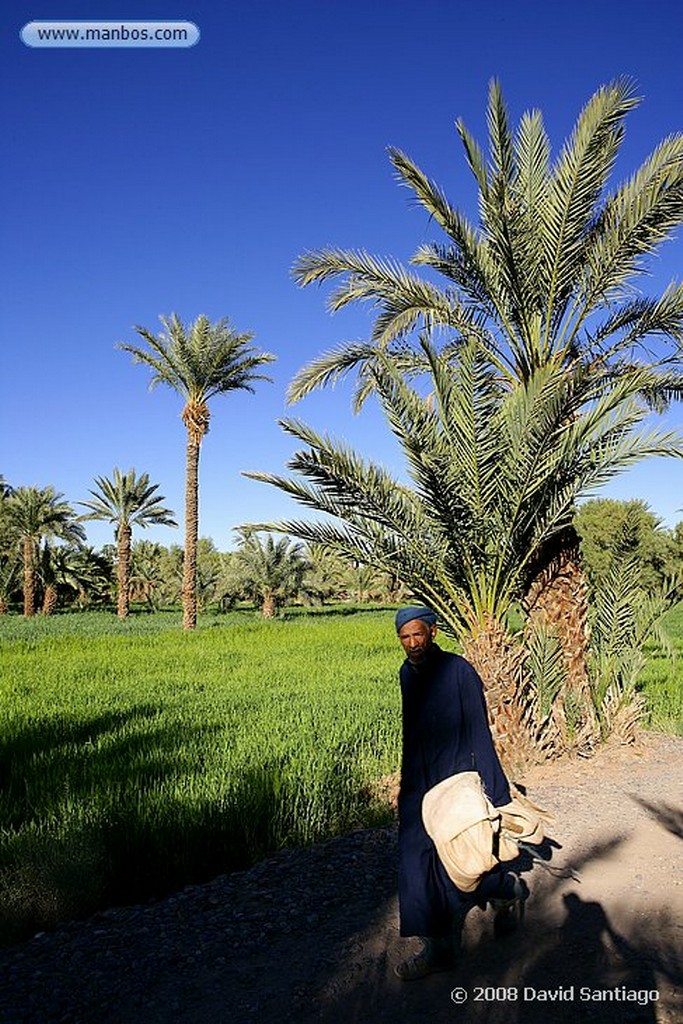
[0,608,405,944]
[638,605,683,735]
[0,604,680,944]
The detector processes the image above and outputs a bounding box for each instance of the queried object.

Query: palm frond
[455,116,490,197]
[287,342,380,404]
[542,78,640,340]
[389,147,495,309]
[577,134,683,313]
[589,281,683,353]
[511,108,551,315]
[524,620,568,723]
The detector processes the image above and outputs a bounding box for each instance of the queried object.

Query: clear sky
[2,0,683,551]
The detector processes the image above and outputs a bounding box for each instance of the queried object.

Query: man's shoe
[491,875,527,938]
[394,939,454,981]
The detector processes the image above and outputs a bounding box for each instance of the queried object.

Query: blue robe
[398,643,514,937]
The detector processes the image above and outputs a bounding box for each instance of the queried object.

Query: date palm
[119,314,275,629]
[129,539,165,611]
[80,468,177,618]
[38,543,113,614]
[247,340,682,764]
[4,486,85,617]
[289,78,683,711]
[233,527,309,618]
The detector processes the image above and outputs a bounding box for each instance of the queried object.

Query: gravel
[0,827,398,1023]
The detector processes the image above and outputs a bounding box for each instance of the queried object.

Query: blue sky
[2,0,683,550]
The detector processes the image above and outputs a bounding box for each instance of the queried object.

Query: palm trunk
[461,614,533,774]
[183,432,201,630]
[117,522,132,619]
[22,537,35,617]
[42,583,58,615]
[522,526,597,750]
[262,591,276,618]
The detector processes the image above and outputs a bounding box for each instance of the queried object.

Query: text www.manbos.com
[20,21,200,48]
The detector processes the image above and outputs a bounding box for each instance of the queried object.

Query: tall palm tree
[119,314,275,629]
[247,341,682,764]
[288,78,683,700]
[79,468,177,618]
[4,486,85,616]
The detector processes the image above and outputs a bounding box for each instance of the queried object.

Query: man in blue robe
[394,605,525,980]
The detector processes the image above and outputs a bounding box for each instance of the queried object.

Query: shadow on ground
[282,832,680,1024]
[0,823,681,1023]
[629,795,683,841]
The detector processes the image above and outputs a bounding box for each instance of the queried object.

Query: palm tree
[38,542,113,614]
[246,340,682,765]
[588,508,683,742]
[4,486,85,616]
[302,544,355,605]
[233,528,310,618]
[288,78,683,703]
[79,468,177,618]
[119,314,275,629]
[129,539,165,610]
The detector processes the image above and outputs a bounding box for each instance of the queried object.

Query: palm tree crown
[80,468,177,532]
[119,314,276,443]
[250,342,682,638]
[290,78,683,405]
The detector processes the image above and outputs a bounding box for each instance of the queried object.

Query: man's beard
[407,640,434,665]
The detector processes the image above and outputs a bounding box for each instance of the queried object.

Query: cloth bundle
[422,771,554,893]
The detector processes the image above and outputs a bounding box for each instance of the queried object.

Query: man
[394,605,526,980]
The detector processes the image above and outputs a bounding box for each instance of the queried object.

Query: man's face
[398,619,436,664]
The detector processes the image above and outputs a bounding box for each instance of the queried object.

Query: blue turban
[395,605,438,632]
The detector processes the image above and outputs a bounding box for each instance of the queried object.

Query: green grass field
[0,608,404,943]
[0,606,680,944]
[639,604,683,734]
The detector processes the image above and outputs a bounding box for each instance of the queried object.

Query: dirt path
[1,733,681,1023]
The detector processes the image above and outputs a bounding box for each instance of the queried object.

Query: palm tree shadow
[497,891,666,1023]
[629,794,683,840]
